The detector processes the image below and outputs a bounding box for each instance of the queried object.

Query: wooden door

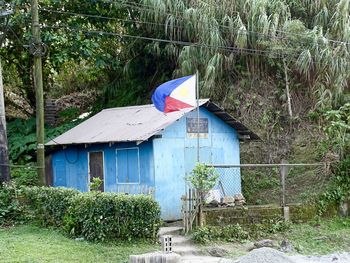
[89,152,104,192]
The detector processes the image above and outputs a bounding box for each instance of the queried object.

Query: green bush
[0,182,22,225]
[248,217,291,239]
[192,217,291,243]
[192,224,249,243]
[318,156,350,215]
[10,166,38,186]
[21,187,79,227]
[64,192,161,241]
[0,185,161,242]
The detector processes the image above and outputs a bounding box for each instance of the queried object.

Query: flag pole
[196,70,200,163]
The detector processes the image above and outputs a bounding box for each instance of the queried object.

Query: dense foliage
[64,192,161,241]
[0,183,22,224]
[317,103,350,213]
[2,0,349,203]
[192,217,290,243]
[7,117,80,163]
[0,185,161,242]
[22,186,79,227]
[187,163,219,196]
[2,0,173,111]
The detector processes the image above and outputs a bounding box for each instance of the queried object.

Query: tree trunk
[283,59,293,120]
[0,59,10,183]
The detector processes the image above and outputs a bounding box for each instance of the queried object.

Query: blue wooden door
[53,159,66,186]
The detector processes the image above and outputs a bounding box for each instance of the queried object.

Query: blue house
[46,99,259,220]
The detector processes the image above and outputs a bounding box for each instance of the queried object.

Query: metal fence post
[280,160,288,207]
[280,160,291,221]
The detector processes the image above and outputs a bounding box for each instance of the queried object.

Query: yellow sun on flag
[178,86,189,98]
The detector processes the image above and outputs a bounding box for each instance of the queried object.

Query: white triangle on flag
[169,75,196,106]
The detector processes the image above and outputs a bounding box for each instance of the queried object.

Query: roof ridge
[102,104,154,111]
[101,99,210,112]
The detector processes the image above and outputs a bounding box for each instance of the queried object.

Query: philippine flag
[152,75,196,113]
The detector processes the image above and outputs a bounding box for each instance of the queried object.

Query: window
[116,148,140,184]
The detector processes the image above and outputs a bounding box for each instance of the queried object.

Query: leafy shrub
[7,118,80,163]
[0,182,22,225]
[323,103,350,158]
[248,217,291,239]
[58,107,80,123]
[187,163,219,195]
[64,192,161,241]
[318,156,350,215]
[89,177,103,192]
[0,185,161,242]
[192,224,249,243]
[192,217,291,243]
[10,165,38,186]
[21,186,79,227]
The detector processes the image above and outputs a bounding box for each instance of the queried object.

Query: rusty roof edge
[46,99,259,146]
[203,100,261,141]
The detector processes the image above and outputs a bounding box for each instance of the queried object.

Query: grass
[0,225,159,263]
[282,217,350,255]
[199,217,350,259]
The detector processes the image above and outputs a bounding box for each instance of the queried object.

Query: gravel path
[234,248,350,263]
[234,248,295,263]
[291,252,350,263]
[158,227,350,263]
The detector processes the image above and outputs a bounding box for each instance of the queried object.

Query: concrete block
[129,252,181,263]
[283,206,290,221]
[161,235,172,253]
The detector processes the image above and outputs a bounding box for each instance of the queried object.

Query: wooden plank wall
[45,155,53,186]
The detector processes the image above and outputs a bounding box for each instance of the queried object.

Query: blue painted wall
[52,106,241,220]
[153,107,241,220]
[52,141,154,193]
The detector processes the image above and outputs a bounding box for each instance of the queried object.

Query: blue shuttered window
[116,148,140,184]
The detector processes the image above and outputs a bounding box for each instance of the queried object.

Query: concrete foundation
[129,252,181,263]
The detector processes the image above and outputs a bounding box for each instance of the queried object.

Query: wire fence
[209,163,331,206]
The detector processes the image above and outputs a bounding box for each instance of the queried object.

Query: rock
[233,194,245,201]
[339,201,349,217]
[207,247,228,257]
[254,239,276,249]
[74,237,84,241]
[280,239,293,253]
[227,202,235,207]
[233,194,246,206]
[206,200,220,207]
[242,242,256,251]
[223,196,235,204]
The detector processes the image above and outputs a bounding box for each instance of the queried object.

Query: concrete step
[181,256,234,263]
[172,245,202,256]
[158,226,184,237]
[171,235,193,246]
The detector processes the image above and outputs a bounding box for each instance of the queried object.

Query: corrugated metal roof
[46,99,259,146]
